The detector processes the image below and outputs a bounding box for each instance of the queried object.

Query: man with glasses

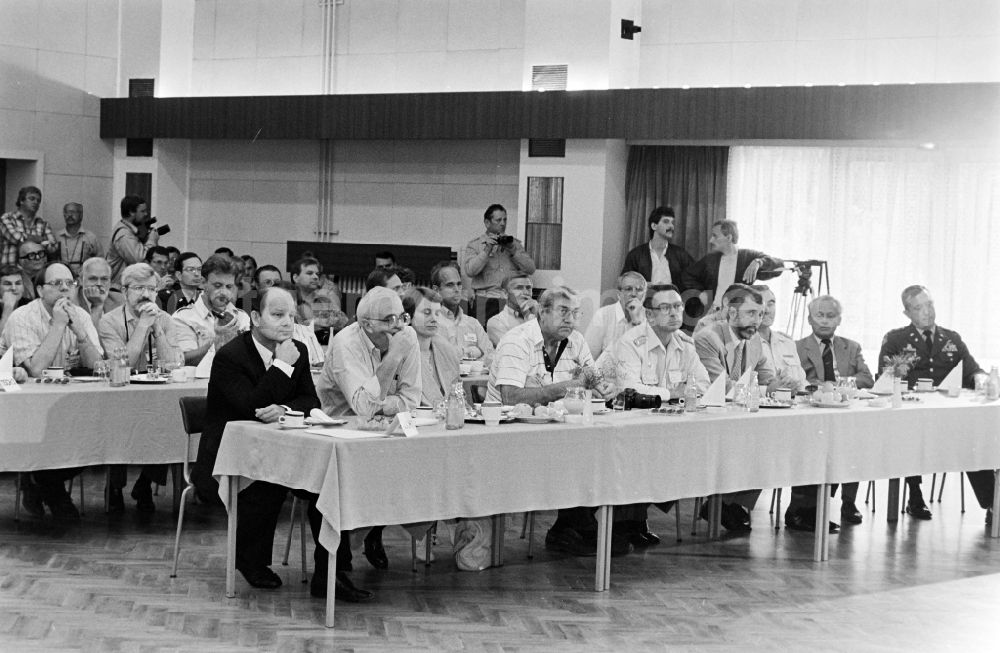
[584,271,647,361]
[486,272,537,346]
[172,254,250,365]
[97,262,181,512]
[487,286,618,556]
[1,186,57,266]
[694,284,777,533]
[1,261,103,520]
[16,241,48,301]
[56,202,102,276]
[74,257,123,328]
[159,251,202,314]
[317,286,421,570]
[430,260,493,363]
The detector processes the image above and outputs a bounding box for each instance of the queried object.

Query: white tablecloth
[0,379,208,471]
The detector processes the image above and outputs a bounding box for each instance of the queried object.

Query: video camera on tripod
[784,259,824,296]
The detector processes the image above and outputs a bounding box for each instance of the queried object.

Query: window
[525,177,563,269]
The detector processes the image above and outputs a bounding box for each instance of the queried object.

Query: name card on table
[385,411,420,437]
[0,348,20,392]
[939,361,963,393]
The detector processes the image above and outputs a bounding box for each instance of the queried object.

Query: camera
[495,235,514,247]
[148,217,171,236]
[612,388,663,411]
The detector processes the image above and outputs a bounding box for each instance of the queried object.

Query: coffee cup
[481,401,502,426]
[916,378,933,391]
[278,410,305,428]
[43,367,64,380]
[415,406,436,420]
[459,363,472,375]
[468,360,484,375]
[171,368,187,383]
[771,387,792,403]
[184,366,197,381]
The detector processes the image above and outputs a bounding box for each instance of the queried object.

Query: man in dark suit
[785,295,875,532]
[621,206,695,291]
[878,285,992,523]
[195,286,373,602]
[682,220,783,315]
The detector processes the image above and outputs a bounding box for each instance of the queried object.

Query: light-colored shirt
[612,322,710,400]
[486,319,593,403]
[584,302,642,362]
[107,220,149,286]
[317,322,421,418]
[713,253,738,308]
[486,305,530,346]
[56,228,103,274]
[250,332,294,377]
[461,233,536,298]
[0,211,56,266]
[171,297,251,353]
[761,328,807,391]
[293,322,325,366]
[649,241,672,284]
[439,307,493,362]
[1,298,102,371]
[97,304,181,372]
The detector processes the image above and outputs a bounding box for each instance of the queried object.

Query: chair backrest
[178,396,208,435]
[469,384,487,404]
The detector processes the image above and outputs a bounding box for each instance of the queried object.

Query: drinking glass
[93,359,111,384]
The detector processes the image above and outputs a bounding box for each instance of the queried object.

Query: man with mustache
[74,257,123,327]
[98,262,182,513]
[172,254,250,365]
[621,206,695,291]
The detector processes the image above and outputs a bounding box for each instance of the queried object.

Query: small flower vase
[891,375,903,408]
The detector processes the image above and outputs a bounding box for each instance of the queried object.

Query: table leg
[225,476,237,599]
[491,514,506,568]
[886,478,900,523]
[813,483,829,562]
[990,470,1000,539]
[594,505,612,592]
[708,495,722,539]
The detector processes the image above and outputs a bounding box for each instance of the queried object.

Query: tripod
[784,260,830,338]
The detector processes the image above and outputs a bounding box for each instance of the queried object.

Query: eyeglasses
[126,285,157,294]
[181,266,202,274]
[43,279,77,289]
[619,285,645,294]
[370,313,410,327]
[649,302,684,314]
[20,251,46,261]
[312,310,334,319]
[550,306,581,320]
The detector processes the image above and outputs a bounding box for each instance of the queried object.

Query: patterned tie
[923,329,933,354]
[821,338,835,382]
[731,341,745,381]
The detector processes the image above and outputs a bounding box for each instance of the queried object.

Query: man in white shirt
[584,271,646,362]
[74,257,124,328]
[430,260,493,363]
[485,272,538,346]
[317,286,422,570]
[610,283,710,547]
[753,286,807,393]
[172,254,250,365]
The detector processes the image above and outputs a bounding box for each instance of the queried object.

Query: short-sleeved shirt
[56,228,103,274]
[439,307,493,361]
[1,298,102,370]
[612,322,709,399]
[97,303,181,372]
[584,302,642,362]
[171,297,251,353]
[460,233,536,298]
[760,328,807,391]
[0,212,56,266]
[107,220,149,286]
[486,305,529,346]
[486,319,593,403]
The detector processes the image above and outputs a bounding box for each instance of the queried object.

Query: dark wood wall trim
[100,83,999,143]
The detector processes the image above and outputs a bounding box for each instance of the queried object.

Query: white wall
[639,0,1000,88]
[0,0,117,242]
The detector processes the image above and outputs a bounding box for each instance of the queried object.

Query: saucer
[279,423,309,429]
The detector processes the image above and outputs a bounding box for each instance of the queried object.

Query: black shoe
[130,479,155,513]
[544,527,597,557]
[20,476,44,518]
[698,500,710,522]
[720,503,752,533]
[108,487,124,513]
[906,501,932,520]
[195,488,224,508]
[311,571,375,602]
[987,509,993,526]
[623,520,660,548]
[44,488,81,522]
[238,565,282,589]
[362,531,389,570]
[785,508,840,533]
[840,501,863,525]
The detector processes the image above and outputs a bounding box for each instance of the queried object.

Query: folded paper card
[702,374,726,407]
[0,348,20,392]
[195,345,215,378]
[939,362,963,392]
[871,372,894,395]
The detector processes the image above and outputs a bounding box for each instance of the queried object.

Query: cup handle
[278,416,286,425]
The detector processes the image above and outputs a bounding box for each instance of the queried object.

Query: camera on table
[495,235,514,247]
[612,388,662,411]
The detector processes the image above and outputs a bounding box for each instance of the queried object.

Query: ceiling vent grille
[531,65,567,91]
[128,78,155,98]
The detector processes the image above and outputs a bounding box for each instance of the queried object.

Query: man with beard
[430,260,492,363]
[56,202,103,276]
[172,254,250,365]
[694,284,777,533]
[74,257,123,327]
[108,195,159,287]
[98,262,181,513]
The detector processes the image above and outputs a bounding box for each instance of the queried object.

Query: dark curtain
[623,146,729,264]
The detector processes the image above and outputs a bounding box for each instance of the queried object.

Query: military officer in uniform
[878,285,992,522]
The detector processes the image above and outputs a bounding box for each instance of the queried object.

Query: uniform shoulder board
[633,335,647,347]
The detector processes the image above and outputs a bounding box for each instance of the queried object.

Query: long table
[214,392,1000,628]
[0,379,209,472]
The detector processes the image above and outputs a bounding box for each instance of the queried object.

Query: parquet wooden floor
[1,469,998,652]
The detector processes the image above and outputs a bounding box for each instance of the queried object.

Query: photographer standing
[108,195,162,288]
[461,204,535,326]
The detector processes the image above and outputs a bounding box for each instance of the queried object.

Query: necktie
[731,341,745,381]
[923,330,933,354]
[821,338,835,382]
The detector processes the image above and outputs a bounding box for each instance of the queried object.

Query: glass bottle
[746,372,760,413]
[109,346,130,387]
[987,366,1000,401]
[445,381,466,430]
[683,379,700,413]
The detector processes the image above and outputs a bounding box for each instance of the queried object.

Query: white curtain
[728,145,1000,368]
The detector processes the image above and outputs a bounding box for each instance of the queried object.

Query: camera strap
[542,339,569,376]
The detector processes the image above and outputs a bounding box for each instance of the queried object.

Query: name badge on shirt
[667,370,683,385]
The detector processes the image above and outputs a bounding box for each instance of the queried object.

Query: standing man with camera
[461,204,536,327]
[108,195,163,288]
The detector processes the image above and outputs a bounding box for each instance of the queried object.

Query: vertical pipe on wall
[317,1,338,242]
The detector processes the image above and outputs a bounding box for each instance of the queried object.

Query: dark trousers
[788,482,860,509]
[108,464,168,489]
[470,297,503,329]
[965,469,996,510]
[550,502,675,532]
[235,480,350,574]
[28,468,82,497]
